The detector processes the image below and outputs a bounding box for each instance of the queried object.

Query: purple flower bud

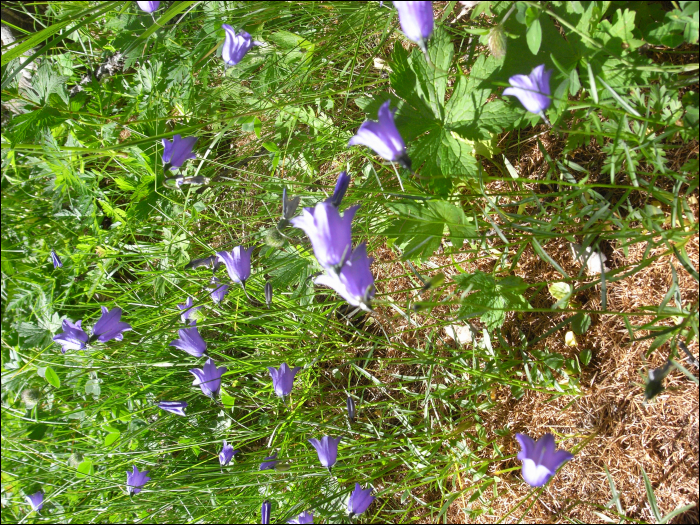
[221,25,254,66]
[26,491,43,512]
[92,307,132,343]
[268,363,301,398]
[170,320,207,358]
[162,134,198,170]
[515,433,574,487]
[190,358,227,398]
[502,64,552,115]
[126,465,151,495]
[288,511,314,524]
[136,1,160,13]
[219,440,239,466]
[347,396,356,423]
[217,246,254,284]
[51,250,63,268]
[158,401,188,416]
[290,202,359,271]
[177,297,201,323]
[395,1,434,46]
[314,243,375,310]
[348,483,375,517]
[53,319,89,353]
[282,187,301,220]
[308,436,341,470]
[325,171,351,208]
[349,101,410,169]
[259,451,279,471]
[210,278,230,304]
[261,500,271,525]
[265,282,273,308]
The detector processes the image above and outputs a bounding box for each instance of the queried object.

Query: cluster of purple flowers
[52,307,132,354]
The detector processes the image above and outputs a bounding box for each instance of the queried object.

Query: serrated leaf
[455,272,531,330]
[44,367,61,388]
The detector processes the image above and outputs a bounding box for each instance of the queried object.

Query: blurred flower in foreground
[190,358,227,398]
[515,433,573,487]
[178,297,202,323]
[210,277,230,304]
[219,440,239,466]
[53,319,89,353]
[347,396,356,422]
[503,65,552,116]
[126,465,151,495]
[268,363,301,398]
[158,401,188,416]
[348,483,375,517]
[315,243,375,311]
[325,171,351,208]
[51,249,63,268]
[290,202,359,271]
[221,25,257,66]
[26,491,43,513]
[349,100,411,171]
[288,511,314,524]
[259,451,279,471]
[162,134,198,171]
[261,500,271,524]
[92,307,132,343]
[170,320,207,358]
[308,436,342,471]
[217,246,254,285]
[394,1,434,52]
[136,1,160,13]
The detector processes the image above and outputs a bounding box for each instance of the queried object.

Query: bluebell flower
[136,1,160,13]
[325,171,350,208]
[348,483,375,517]
[261,500,271,524]
[170,320,207,358]
[288,511,314,524]
[53,319,89,353]
[314,243,375,310]
[222,25,258,66]
[210,278,230,304]
[92,307,132,343]
[190,358,227,397]
[395,2,434,49]
[308,436,341,471]
[126,465,151,495]
[268,363,301,398]
[51,250,63,268]
[26,491,43,513]
[290,202,359,271]
[259,451,279,471]
[347,396,356,423]
[219,440,239,466]
[158,401,188,416]
[515,433,573,487]
[162,134,198,170]
[217,246,254,284]
[177,297,202,323]
[349,100,411,170]
[503,65,552,116]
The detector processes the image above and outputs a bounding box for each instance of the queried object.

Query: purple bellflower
[349,100,411,171]
[308,436,342,471]
[268,363,301,398]
[290,202,359,271]
[136,1,160,13]
[162,134,198,171]
[26,491,43,513]
[217,246,254,284]
[261,500,271,525]
[51,249,63,268]
[126,465,151,495]
[219,440,239,466]
[315,243,375,311]
[515,433,574,487]
[288,511,314,524]
[190,358,227,398]
[177,297,202,323]
[210,278,230,304]
[222,25,260,66]
[259,451,279,471]
[395,1,435,51]
[170,320,207,358]
[348,483,375,517]
[325,171,351,208]
[158,401,188,416]
[92,307,132,343]
[503,64,552,116]
[53,319,89,353]
[347,396,356,423]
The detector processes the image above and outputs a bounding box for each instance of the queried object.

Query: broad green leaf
[455,272,531,330]
[526,18,542,55]
[77,460,94,479]
[44,367,61,389]
[104,433,120,447]
[571,312,592,334]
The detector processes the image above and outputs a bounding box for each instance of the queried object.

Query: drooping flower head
[268,363,301,398]
[136,1,160,13]
[210,278,230,304]
[288,511,314,524]
[325,171,351,208]
[158,401,188,416]
[347,396,356,423]
[170,320,207,358]
[178,297,202,323]
[217,246,254,284]
[221,25,256,66]
[219,440,239,466]
[259,451,279,471]
[190,358,227,398]
[282,186,301,220]
[51,250,63,268]
[26,491,43,512]
[53,319,89,353]
[126,465,151,495]
[314,243,375,310]
[261,500,271,525]
[308,436,342,471]
[394,2,434,49]
[349,100,411,170]
[515,433,574,487]
[162,134,198,170]
[502,64,552,116]
[348,483,375,517]
[290,202,359,271]
[92,307,132,343]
